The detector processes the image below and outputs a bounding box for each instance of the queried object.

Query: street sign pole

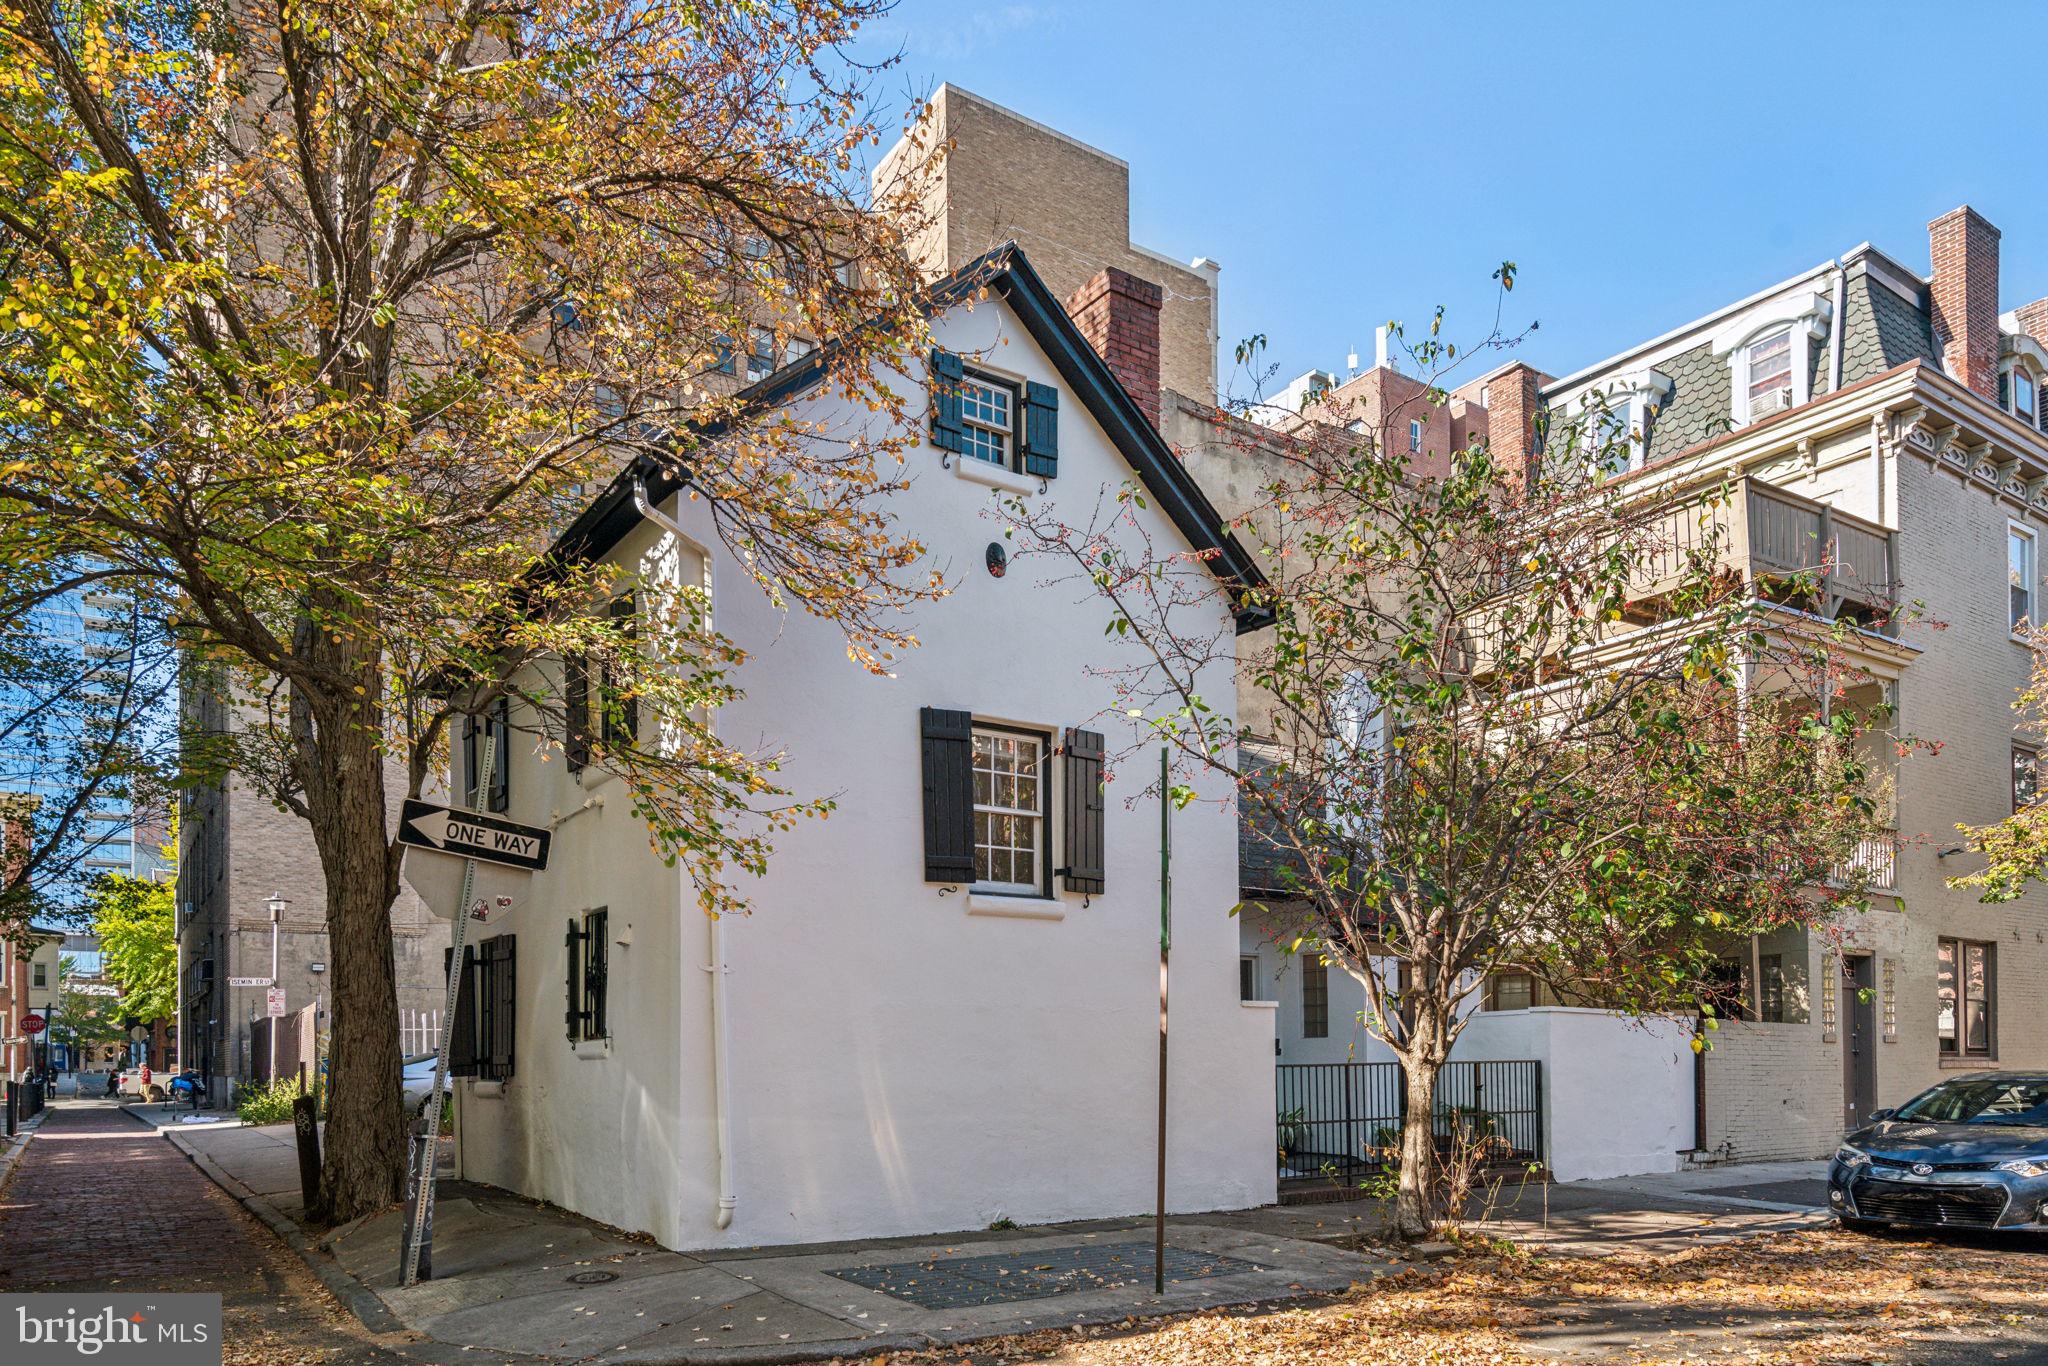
[401,733,494,1288]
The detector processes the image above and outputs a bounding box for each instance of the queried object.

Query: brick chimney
[1485,362,1547,495]
[1928,206,2001,400]
[2013,297,2048,345]
[1066,267,1163,428]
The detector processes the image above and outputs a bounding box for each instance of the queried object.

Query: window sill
[952,456,1039,497]
[967,893,1064,921]
[1941,1055,1997,1068]
[466,1080,506,1099]
[1239,999,1278,1010]
[574,1038,610,1060]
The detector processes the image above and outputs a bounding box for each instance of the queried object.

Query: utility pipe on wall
[1828,259,1847,395]
[632,473,737,1234]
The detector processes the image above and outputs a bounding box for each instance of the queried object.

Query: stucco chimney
[1928,206,2001,401]
[1066,267,1163,428]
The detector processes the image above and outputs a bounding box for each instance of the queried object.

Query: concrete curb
[0,1108,50,1196]
[153,1118,409,1338]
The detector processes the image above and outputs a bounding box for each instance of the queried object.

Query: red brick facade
[1929,206,2002,401]
[1065,267,1163,428]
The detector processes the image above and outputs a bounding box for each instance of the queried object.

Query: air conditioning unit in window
[1750,389,1792,419]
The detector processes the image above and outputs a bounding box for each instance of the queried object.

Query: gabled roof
[547,244,1272,633]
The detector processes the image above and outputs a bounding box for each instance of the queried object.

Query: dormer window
[2016,369,2038,425]
[1567,368,1671,480]
[1711,290,1831,427]
[1745,328,1794,418]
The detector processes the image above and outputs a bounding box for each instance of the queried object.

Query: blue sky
[859,2,2048,399]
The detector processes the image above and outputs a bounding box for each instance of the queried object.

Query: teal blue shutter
[930,349,965,453]
[1021,381,1059,478]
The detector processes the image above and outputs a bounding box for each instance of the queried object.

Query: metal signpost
[1154,746,1173,1295]
[394,744,552,1287]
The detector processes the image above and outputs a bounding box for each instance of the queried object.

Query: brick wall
[877,85,1219,406]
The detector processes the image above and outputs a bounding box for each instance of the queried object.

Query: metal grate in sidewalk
[826,1240,1260,1310]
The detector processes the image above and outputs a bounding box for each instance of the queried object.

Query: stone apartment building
[176,672,449,1095]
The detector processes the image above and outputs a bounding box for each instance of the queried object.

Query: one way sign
[399,799,552,873]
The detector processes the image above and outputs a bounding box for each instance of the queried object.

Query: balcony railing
[1833,830,1897,893]
[1636,477,1897,630]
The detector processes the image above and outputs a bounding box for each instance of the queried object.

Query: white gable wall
[455,293,1275,1250]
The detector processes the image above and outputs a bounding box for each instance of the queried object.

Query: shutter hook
[940,452,952,470]
[1082,894,1091,909]
[1038,476,1048,495]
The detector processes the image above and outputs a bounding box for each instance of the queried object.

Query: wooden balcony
[1634,477,1897,631]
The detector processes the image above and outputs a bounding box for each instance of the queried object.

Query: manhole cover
[567,1269,619,1285]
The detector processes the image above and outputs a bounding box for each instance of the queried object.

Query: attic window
[960,373,1016,468]
[1745,329,1794,417]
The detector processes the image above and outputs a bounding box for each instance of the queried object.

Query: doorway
[1842,954,1878,1130]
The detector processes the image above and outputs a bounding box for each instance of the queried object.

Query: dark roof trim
[544,243,1273,633]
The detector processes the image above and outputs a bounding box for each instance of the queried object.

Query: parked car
[401,1054,440,1115]
[1830,1072,2048,1233]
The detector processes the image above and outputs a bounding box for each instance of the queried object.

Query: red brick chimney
[1066,267,1162,428]
[1928,206,2001,400]
[1485,362,1547,495]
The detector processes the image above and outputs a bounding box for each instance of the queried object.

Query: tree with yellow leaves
[1,0,942,1221]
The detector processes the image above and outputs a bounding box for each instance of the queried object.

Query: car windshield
[1894,1078,2048,1126]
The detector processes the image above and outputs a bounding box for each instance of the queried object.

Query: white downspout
[1828,259,1847,395]
[631,473,737,1233]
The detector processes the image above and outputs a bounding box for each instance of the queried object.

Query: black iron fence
[1276,1060,1543,1180]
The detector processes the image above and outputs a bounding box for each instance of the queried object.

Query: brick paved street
[0,1098,408,1364]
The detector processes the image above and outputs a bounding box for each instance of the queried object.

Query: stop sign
[21,1013,45,1035]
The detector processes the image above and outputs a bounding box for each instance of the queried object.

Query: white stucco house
[423,246,1278,1251]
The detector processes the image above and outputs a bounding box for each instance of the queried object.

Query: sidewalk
[168,1120,1391,1363]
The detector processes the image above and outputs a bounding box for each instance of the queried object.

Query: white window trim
[958,369,1021,472]
[1567,368,1673,478]
[1407,418,1423,453]
[1999,340,2047,427]
[970,724,1048,897]
[2009,520,2037,642]
[1712,292,1831,427]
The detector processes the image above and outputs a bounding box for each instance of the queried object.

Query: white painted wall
[456,292,1275,1250]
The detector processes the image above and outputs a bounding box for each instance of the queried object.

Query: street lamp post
[265,895,287,1083]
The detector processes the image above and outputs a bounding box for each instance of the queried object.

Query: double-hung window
[960,373,1018,469]
[1407,419,1423,454]
[1745,328,1794,416]
[1239,954,1263,1002]
[1938,937,1994,1057]
[2010,524,2036,634]
[2015,369,2038,426]
[2014,745,2039,813]
[971,727,1047,894]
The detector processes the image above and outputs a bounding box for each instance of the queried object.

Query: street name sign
[398,799,551,872]
[228,976,273,988]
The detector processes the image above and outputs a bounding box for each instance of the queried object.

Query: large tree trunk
[1393,1013,1449,1241]
[292,644,406,1225]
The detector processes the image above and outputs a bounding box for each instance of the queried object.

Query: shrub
[234,1077,305,1126]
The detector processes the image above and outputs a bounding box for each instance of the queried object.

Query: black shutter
[920,707,974,883]
[565,657,589,773]
[604,597,638,746]
[929,349,965,453]
[444,945,479,1078]
[487,698,509,813]
[1021,381,1060,478]
[461,716,480,809]
[1061,728,1106,894]
[564,918,585,1041]
[483,936,515,1080]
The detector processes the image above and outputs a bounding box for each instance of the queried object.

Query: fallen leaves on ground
[868,1227,2048,1365]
